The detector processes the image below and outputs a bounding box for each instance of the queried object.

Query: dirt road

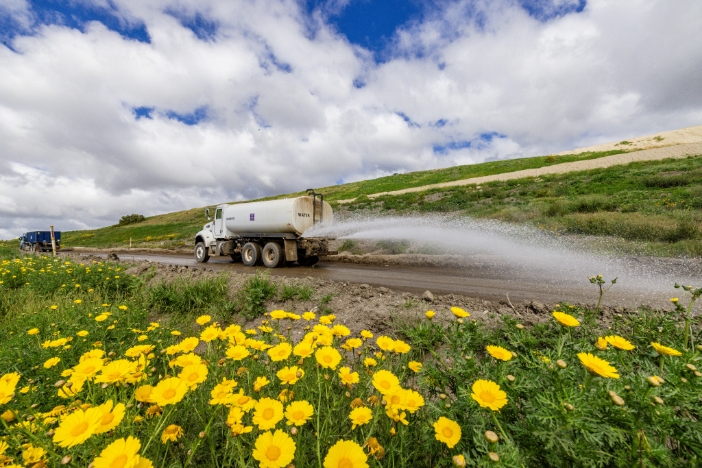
[77,251,698,310]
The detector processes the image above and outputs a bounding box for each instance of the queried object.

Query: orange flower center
[71,421,89,436]
[163,389,176,399]
[83,366,96,374]
[479,391,496,403]
[338,457,353,468]
[293,410,305,420]
[188,373,198,382]
[442,426,454,438]
[380,381,391,390]
[100,413,115,425]
[265,445,281,461]
[323,355,332,363]
[263,408,275,420]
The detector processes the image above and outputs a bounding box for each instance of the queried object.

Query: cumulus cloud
[0,0,700,237]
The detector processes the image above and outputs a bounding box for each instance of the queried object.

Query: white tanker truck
[194,190,336,268]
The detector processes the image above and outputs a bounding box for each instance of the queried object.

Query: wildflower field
[0,253,701,467]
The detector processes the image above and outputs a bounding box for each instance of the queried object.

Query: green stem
[659,355,664,375]
[491,411,509,442]
[316,366,323,468]
[142,406,173,455]
[184,412,217,466]
[582,372,593,393]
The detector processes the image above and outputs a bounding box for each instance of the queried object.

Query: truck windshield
[216,209,222,219]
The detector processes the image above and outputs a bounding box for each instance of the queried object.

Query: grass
[345,155,702,256]
[0,251,700,467]
[235,271,278,319]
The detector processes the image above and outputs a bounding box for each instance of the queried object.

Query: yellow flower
[277,366,304,385]
[254,376,271,392]
[403,389,425,413]
[231,389,256,412]
[408,361,422,373]
[94,400,125,434]
[253,397,284,430]
[151,377,188,406]
[77,330,89,337]
[118,305,128,311]
[95,314,108,322]
[200,325,220,342]
[125,345,155,358]
[577,353,620,378]
[178,363,209,389]
[372,370,400,394]
[72,358,104,380]
[270,310,288,320]
[176,337,200,353]
[284,400,314,426]
[44,357,61,369]
[302,312,316,321]
[92,436,142,468]
[425,310,435,320]
[450,307,469,318]
[323,439,368,468]
[134,385,154,403]
[670,297,679,303]
[338,367,360,386]
[22,443,46,465]
[196,315,211,326]
[226,345,250,361]
[392,340,411,354]
[27,328,39,335]
[651,342,682,357]
[552,311,580,327]
[349,407,373,429]
[433,416,461,448]
[595,337,608,350]
[363,358,377,368]
[360,330,373,339]
[341,338,362,351]
[252,430,296,468]
[53,406,102,447]
[376,336,395,352]
[161,424,184,443]
[315,346,342,369]
[486,345,513,362]
[74,299,82,304]
[293,342,314,359]
[268,342,293,362]
[604,335,635,351]
[319,314,336,324]
[95,359,138,384]
[331,324,351,337]
[471,379,508,411]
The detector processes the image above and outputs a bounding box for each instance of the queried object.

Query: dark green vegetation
[117,214,146,226]
[398,301,702,467]
[346,156,702,256]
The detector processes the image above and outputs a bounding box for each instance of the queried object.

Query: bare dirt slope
[557,124,702,155]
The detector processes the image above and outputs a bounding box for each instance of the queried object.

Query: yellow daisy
[315,346,342,369]
[651,342,682,356]
[323,439,368,468]
[178,363,209,389]
[53,406,102,447]
[486,345,513,361]
[471,379,508,411]
[450,307,469,318]
[252,398,284,430]
[371,370,400,394]
[92,436,141,468]
[94,400,125,434]
[252,430,296,468]
[605,335,635,350]
[151,377,188,406]
[577,352,620,378]
[433,416,461,448]
[552,311,580,327]
[284,400,314,426]
[349,407,373,429]
[161,424,184,443]
[277,366,304,385]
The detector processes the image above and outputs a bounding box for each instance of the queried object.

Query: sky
[0,0,701,238]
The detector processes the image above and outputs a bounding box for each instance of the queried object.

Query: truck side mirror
[206,208,211,221]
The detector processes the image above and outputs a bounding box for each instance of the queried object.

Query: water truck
[20,231,61,252]
[194,190,336,267]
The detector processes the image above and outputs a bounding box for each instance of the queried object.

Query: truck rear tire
[298,255,319,266]
[242,242,262,266]
[195,242,210,263]
[262,242,284,268]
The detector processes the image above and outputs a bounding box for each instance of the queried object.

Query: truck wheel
[262,242,284,268]
[298,256,319,266]
[195,242,210,263]
[242,242,262,266]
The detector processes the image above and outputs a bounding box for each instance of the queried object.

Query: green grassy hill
[28,148,701,257]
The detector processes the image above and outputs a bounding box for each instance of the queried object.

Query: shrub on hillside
[117,214,146,226]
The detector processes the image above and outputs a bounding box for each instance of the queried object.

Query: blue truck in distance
[20,231,61,252]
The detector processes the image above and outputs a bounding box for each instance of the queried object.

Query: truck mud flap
[284,239,298,262]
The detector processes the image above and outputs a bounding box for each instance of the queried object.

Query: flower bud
[54,380,66,388]
[218,358,226,366]
[695,371,702,378]
[61,455,72,465]
[564,403,574,411]
[556,359,567,369]
[653,396,664,405]
[488,452,500,462]
[456,318,464,324]
[290,427,298,436]
[685,363,697,372]
[681,377,688,383]
[608,390,625,406]
[485,430,499,443]
[516,324,524,330]
[647,376,663,387]
[452,454,466,467]
[439,393,447,400]
[199,431,206,439]
[506,375,515,382]
[324,374,330,381]
[444,403,451,409]
[390,427,396,436]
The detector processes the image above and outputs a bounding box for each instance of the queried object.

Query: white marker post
[50,225,57,257]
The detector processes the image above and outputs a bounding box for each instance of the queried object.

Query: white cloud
[0,0,701,238]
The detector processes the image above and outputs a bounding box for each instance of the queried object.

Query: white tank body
[222,197,332,236]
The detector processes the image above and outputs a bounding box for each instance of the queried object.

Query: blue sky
[0,0,700,237]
